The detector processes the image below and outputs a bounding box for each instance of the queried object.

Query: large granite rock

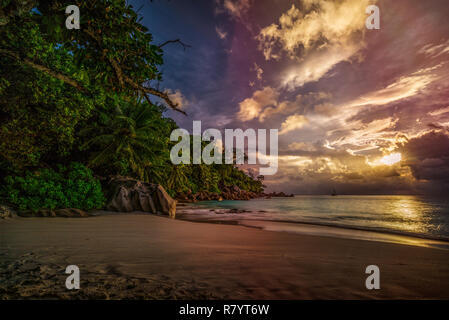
[105,177,176,218]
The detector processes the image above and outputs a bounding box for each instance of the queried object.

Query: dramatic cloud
[257,0,373,89]
[280,43,360,89]
[279,114,309,135]
[237,87,278,121]
[258,0,370,58]
[142,0,449,194]
[428,106,449,117]
[264,144,412,195]
[239,89,330,122]
[419,39,449,58]
[342,66,441,110]
[258,95,302,122]
[328,117,399,152]
[399,131,449,183]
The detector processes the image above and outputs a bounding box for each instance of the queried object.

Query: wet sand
[1,214,449,299]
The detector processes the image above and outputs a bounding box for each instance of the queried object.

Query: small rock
[0,205,16,219]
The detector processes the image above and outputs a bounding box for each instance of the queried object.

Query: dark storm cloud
[400,130,449,183]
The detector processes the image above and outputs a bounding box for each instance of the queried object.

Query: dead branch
[0,48,88,93]
[124,75,187,115]
[158,39,191,51]
[83,29,186,115]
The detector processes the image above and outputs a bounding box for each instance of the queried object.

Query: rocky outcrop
[105,177,176,218]
[176,187,294,203]
[262,191,295,198]
[220,185,259,200]
[17,208,90,218]
[177,190,222,202]
[177,186,259,202]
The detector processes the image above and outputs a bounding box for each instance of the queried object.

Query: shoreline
[1,213,449,299]
[237,220,449,250]
[176,204,449,248]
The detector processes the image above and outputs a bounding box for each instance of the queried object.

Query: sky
[130,0,449,195]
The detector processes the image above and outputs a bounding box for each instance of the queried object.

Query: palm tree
[79,100,169,181]
[166,164,189,193]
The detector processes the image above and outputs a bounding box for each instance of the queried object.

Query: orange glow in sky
[380,153,402,166]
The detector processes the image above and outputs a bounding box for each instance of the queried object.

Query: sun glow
[380,153,402,166]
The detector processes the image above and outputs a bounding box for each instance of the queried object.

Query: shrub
[2,163,105,211]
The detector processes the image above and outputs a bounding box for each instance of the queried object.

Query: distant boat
[331,188,337,196]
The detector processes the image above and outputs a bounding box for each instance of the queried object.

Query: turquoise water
[180,195,449,241]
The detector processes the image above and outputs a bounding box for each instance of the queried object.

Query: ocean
[178,195,449,247]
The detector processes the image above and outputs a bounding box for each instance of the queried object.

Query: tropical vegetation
[0,0,263,210]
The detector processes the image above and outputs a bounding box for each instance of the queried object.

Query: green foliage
[166,164,190,195]
[2,163,105,211]
[0,0,264,209]
[0,0,164,170]
[78,98,176,182]
[0,20,101,169]
[226,167,264,193]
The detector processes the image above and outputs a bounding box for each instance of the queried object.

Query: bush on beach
[2,162,105,211]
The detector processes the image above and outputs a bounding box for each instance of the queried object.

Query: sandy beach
[1,213,449,299]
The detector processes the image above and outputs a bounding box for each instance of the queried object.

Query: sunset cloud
[419,39,449,58]
[279,114,309,135]
[264,147,414,195]
[153,0,449,194]
[280,43,360,89]
[237,86,278,121]
[329,117,399,151]
[399,131,449,185]
[239,89,330,123]
[343,67,440,109]
[428,106,449,117]
[258,0,370,58]
[257,0,373,89]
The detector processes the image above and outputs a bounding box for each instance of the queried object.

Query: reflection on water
[183,195,449,241]
[388,198,431,234]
